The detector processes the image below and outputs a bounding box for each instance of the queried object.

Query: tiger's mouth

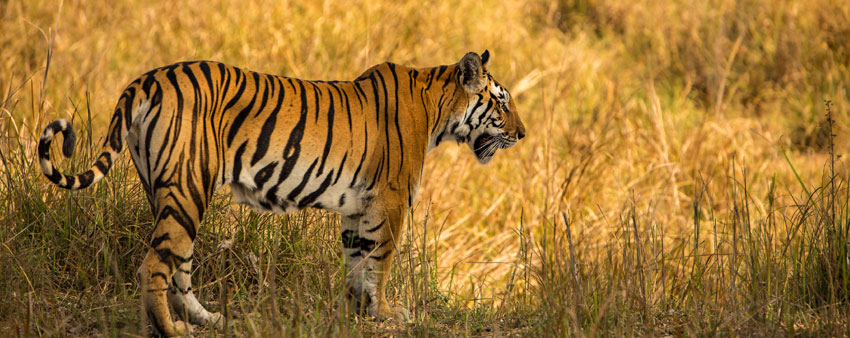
[473,133,514,164]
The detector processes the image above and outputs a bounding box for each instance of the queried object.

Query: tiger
[37,50,525,336]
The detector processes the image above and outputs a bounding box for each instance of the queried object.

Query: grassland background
[1,0,849,336]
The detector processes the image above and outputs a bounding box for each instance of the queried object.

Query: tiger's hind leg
[138,187,218,336]
[138,215,194,336]
[168,260,223,328]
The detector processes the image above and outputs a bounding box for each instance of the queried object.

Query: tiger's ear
[481,50,490,67]
[459,52,485,93]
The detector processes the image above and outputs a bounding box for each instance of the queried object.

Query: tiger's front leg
[341,214,367,311]
[344,197,410,322]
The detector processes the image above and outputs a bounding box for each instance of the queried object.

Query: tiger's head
[451,50,526,164]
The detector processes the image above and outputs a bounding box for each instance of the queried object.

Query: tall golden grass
[1,0,849,336]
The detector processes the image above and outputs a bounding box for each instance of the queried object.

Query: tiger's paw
[207,311,224,328]
[390,306,410,323]
[168,320,193,337]
[371,303,410,323]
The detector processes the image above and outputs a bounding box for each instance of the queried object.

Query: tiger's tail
[38,85,144,190]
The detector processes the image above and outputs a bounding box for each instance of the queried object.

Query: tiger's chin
[471,132,519,164]
[472,134,499,164]
[475,153,496,164]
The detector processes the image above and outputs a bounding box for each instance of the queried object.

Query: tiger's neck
[411,64,464,151]
[346,62,463,154]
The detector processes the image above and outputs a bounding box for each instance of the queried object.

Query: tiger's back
[126,61,432,216]
[38,52,525,336]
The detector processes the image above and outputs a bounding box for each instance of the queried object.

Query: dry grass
[1,0,849,336]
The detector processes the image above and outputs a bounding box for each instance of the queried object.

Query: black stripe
[252,75,272,118]
[469,94,485,118]
[155,248,193,271]
[375,71,391,181]
[227,72,260,146]
[408,178,414,207]
[151,272,168,281]
[150,90,172,172]
[122,87,136,131]
[181,64,202,111]
[150,233,170,248]
[333,151,348,185]
[43,118,63,135]
[142,99,162,162]
[367,250,392,261]
[183,148,207,218]
[199,62,214,95]
[286,159,318,201]
[349,117,368,188]
[364,220,385,233]
[218,62,230,102]
[425,67,438,92]
[442,67,455,90]
[435,65,448,79]
[265,74,277,101]
[223,67,247,111]
[407,69,416,98]
[298,171,334,208]
[61,174,75,187]
[94,159,109,175]
[265,186,281,206]
[434,94,450,136]
[310,82,322,122]
[78,170,94,188]
[368,74,380,122]
[353,81,367,107]
[163,69,185,169]
[59,124,76,158]
[37,139,51,161]
[171,277,190,294]
[232,141,248,181]
[105,109,123,153]
[332,83,353,133]
[277,79,308,183]
[435,130,446,145]
[150,79,163,108]
[316,86,334,176]
[100,151,113,167]
[251,77,284,166]
[388,63,405,178]
[253,161,278,189]
[158,204,197,240]
[367,152,384,191]
[359,238,388,252]
[477,100,494,127]
[142,74,156,96]
[43,167,62,185]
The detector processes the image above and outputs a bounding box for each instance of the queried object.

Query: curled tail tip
[38,118,99,190]
[41,119,77,157]
[40,119,76,158]
[62,128,76,158]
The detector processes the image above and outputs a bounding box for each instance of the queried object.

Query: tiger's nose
[517,130,526,140]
